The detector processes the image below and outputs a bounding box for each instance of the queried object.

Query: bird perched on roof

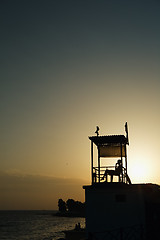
[95,126,100,136]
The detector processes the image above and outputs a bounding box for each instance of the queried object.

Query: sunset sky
[1,0,160,210]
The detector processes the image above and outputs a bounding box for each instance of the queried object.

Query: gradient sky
[1,0,160,210]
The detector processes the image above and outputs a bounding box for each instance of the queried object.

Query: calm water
[0,210,85,240]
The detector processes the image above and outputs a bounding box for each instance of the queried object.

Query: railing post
[98,146,100,182]
[91,141,94,184]
[120,143,123,183]
[124,143,127,184]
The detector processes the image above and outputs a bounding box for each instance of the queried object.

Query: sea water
[0,210,85,240]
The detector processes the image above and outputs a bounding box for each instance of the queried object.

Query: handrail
[93,166,127,184]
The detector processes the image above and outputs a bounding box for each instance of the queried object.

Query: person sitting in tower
[101,159,122,182]
[115,159,122,174]
[115,159,122,182]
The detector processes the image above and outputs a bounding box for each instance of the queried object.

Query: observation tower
[83,123,160,240]
[89,122,131,185]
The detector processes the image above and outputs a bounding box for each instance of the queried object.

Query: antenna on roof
[125,122,129,145]
[95,126,100,136]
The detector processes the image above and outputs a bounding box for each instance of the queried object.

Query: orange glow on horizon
[130,162,150,183]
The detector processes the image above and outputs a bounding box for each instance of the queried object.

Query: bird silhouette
[95,126,100,136]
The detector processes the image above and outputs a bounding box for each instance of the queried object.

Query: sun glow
[129,160,151,183]
[128,145,154,184]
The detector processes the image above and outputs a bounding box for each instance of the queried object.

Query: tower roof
[89,135,128,146]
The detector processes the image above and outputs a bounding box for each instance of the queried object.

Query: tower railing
[93,166,128,184]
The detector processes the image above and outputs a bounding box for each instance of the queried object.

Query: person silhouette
[115,159,122,182]
[101,159,122,182]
